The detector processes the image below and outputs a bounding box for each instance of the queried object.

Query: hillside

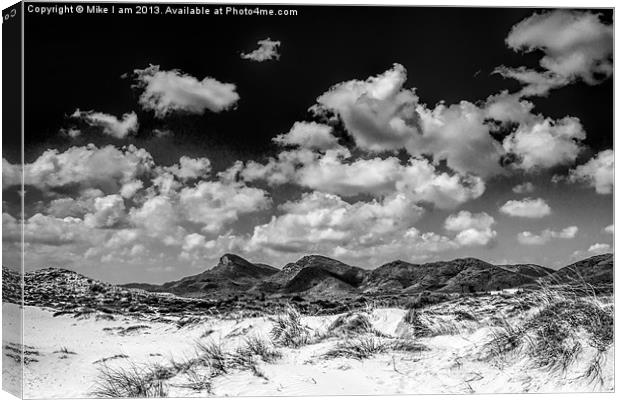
[548,253,613,285]
[5,253,613,306]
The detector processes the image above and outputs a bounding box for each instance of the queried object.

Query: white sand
[6,303,614,398]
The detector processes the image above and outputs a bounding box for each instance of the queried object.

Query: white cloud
[2,158,21,189]
[84,194,126,228]
[132,65,239,117]
[444,211,497,246]
[502,117,585,171]
[178,181,271,234]
[45,188,104,218]
[119,180,144,199]
[498,10,613,95]
[241,148,485,209]
[512,182,535,194]
[241,38,281,62]
[128,195,182,240]
[499,197,551,218]
[182,233,207,252]
[588,243,611,254]
[164,156,212,180]
[415,101,504,177]
[71,110,139,139]
[567,150,613,194]
[247,191,425,254]
[3,212,96,246]
[311,63,420,152]
[603,224,613,234]
[17,144,154,195]
[273,122,339,150]
[517,226,578,245]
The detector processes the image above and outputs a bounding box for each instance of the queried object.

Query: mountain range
[122,253,613,299]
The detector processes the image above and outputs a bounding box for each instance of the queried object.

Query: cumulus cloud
[2,158,21,189]
[178,181,271,234]
[444,211,497,246]
[71,110,139,139]
[309,64,586,177]
[84,194,126,228]
[241,147,485,209]
[312,63,421,152]
[3,212,95,246]
[247,191,425,254]
[273,122,339,150]
[567,150,613,194]
[415,101,504,177]
[603,224,613,234]
[132,65,239,117]
[517,225,578,245]
[512,182,535,194]
[499,197,551,218]
[502,117,585,171]
[497,10,613,95]
[14,144,154,195]
[45,188,104,218]
[241,38,281,62]
[164,156,212,181]
[588,243,611,254]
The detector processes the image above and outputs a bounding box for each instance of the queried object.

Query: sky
[1,4,614,284]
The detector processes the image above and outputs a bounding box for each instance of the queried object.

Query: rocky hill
[4,254,613,311]
[547,253,613,285]
[123,253,613,298]
[125,254,278,297]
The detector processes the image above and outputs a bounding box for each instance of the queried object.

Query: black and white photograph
[1,1,615,398]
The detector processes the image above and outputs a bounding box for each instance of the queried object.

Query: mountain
[254,255,366,296]
[2,266,217,316]
[10,253,612,304]
[363,258,555,294]
[548,253,613,285]
[125,254,278,297]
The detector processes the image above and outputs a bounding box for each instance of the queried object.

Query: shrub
[405,291,450,310]
[270,305,311,347]
[323,336,388,360]
[91,363,169,398]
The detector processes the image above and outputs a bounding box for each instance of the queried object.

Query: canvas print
[1,2,615,398]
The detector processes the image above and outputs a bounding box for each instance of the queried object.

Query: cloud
[603,224,613,234]
[84,194,127,228]
[247,191,426,254]
[164,156,212,181]
[45,188,104,218]
[311,63,421,152]
[499,197,551,218]
[517,225,578,245]
[415,101,504,177]
[3,212,96,246]
[273,122,339,150]
[512,182,535,194]
[241,148,485,209]
[14,144,154,195]
[132,65,239,117]
[444,211,497,246]
[567,150,613,194]
[498,10,613,95]
[241,38,281,62]
[178,181,271,234]
[502,117,585,171]
[71,110,139,139]
[2,158,21,189]
[494,67,569,97]
[588,243,611,254]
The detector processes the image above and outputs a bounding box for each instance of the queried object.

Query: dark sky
[12,5,612,165]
